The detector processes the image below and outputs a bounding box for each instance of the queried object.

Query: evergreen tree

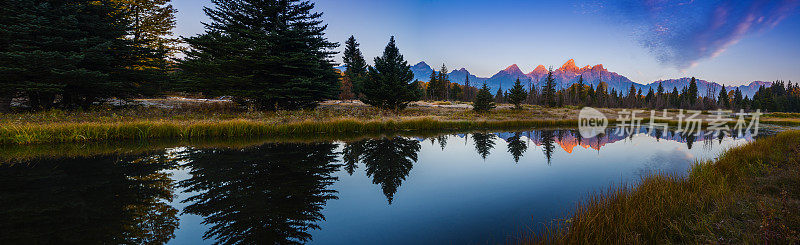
[450,83,462,101]
[688,77,699,106]
[506,132,528,163]
[473,83,495,113]
[670,87,681,108]
[362,37,420,111]
[111,0,180,55]
[342,35,368,97]
[438,64,450,100]
[718,86,730,109]
[1,0,152,110]
[656,82,665,108]
[508,78,527,109]
[627,84,637,107]
[427,70,440,101]
[111,0,177,94]
[527,81,539,105]
[462,75,472,101]
[733,88,743,110]
[356,137,421,204]
[180,142,340,244]
[576,75,586,105]
[541,67,557,107]
[645,87,655,107]
[472,133,496,160]
[495,86,504,104]
[179,0,340,110]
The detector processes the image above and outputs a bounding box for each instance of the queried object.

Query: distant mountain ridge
[408,60,771,97]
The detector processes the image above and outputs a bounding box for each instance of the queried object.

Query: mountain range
[409,60,770,97]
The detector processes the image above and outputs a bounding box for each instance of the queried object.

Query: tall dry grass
[0,118,579,145]
[521,130,800,244]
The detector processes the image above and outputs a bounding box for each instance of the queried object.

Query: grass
[0,102,787,145]
[0,117,582,145]
[521,130,800,244]
[0,104,590,145]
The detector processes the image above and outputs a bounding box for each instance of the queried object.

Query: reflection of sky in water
[160,130,750,244]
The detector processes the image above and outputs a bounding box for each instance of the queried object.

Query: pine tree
[577,75,586,105]
[718,86,730,109]
[111,0,177,94]
[179,0,340,110]
[495,87,505,104]
[438,64,450,100]
[733,88,743,110]
[450,84,462,101]
[462,75,472,101]
[656,82,665,108]
[670,87,680,108]
[627,84,637,107]
[508,78,527,109]
[427,70,440,101]
[362,37,420,111]
[342,35,367,98]
[473,83,495,112]
[541,67,557,107]
[645,87,655,107]
[111,0,180,55]
[526,81,538,105]
[688,77,699,106]
[1,0,150,110]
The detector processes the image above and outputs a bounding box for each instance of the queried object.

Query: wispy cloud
[597,0,799,70]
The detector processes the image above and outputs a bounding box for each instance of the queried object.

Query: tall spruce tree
[111,0,179,55]
[508,78,527,109]
[179,0,340,110]
[1,0,149,110]
[473,83,495,112]
[111,0,178,95]
[718,86,730,109]
[541,67,557,107]
[427,70,439,101]
[438,64,450,100]
[342,35,367,96]
[463,75,472,101]
[688,77,699,106]
[362,37,420,111]
[733,88,743,110]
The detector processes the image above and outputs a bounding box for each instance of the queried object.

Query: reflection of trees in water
[342,137,421,204]
[0,153,179,244]
[342,140,365,176]
[506,132,528,163]
[472,133,496,160]
[436,135,448,150]
[179,143,340,245]
[539,131,556,165]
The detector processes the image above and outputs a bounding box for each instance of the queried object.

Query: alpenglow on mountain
[408,60,770,97]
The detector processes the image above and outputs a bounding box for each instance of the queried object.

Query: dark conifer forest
[1,0,798,113]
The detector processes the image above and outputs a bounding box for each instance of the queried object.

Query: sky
[171,0,800,86]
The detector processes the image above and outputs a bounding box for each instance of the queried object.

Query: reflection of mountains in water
[423,128,754,153]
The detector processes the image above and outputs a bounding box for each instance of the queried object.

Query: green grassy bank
[522,130,800,244]
[0,118,581,145]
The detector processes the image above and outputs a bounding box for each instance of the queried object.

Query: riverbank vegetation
[523,130,800,244]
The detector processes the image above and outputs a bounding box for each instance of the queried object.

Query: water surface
[0,129,757,244]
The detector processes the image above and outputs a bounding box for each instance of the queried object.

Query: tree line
[402,63,800,113]
[2,0,797,114]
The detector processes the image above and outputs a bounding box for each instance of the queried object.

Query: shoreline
[523,130,800,244]
[1,104,795,145]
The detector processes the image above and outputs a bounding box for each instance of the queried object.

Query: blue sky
[171,0,800,86]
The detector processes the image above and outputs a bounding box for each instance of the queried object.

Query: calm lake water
[0,129,759,244]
